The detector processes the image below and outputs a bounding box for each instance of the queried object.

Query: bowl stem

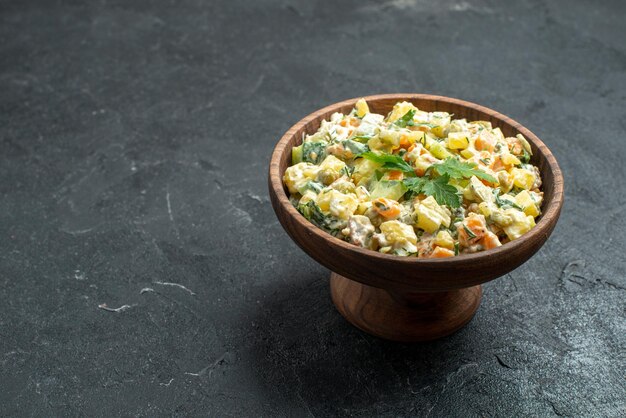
[330,273,482,342]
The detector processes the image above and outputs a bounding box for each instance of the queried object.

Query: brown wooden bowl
[268,94,564,342]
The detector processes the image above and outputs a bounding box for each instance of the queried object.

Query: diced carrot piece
[387,170,403,180]
[349,118,359,127]
[475,136,494,152]
[340,119,348,127]
[466,217,484,229]
[490,156,505,172]
[407,144,416,153]
[481,231,502,250]
[458,217,485,247]
[372,198,401,218]
[399,134,411,150]
[430,246,455,258]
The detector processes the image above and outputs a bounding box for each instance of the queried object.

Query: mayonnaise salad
[283,99,542,258]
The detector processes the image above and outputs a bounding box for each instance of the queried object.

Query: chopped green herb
[403,177,430,199]
[404,174,461,208]
[423,174,462,208]
[361,151,414,173]
[303,181,324,193]
[493,189,523,211]
[454,242,460,256]
[302,141,326,164]
[340,166,355,178]
[394,109,416,128]
[342,139,369,156]
[430,157,497,183]
[297,201,339,233]
[462,224,477,239]
[520,149,531,164]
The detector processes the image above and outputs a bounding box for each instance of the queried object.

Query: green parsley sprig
[404,174,461,208]
[429,157,497,183]
[360,151,414,174]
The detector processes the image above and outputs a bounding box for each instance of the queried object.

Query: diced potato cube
[502,209,536,240]
[449,119,469,133]
[356,113,383,136]
[511,168,535,190]
[435,230,455,249]
[413,156,435,176]
[516,134,533,155]
[478,202,494,218]
[377,220,418,254]
[460,149,475,159]
[430,113,451,138]
[386,101,418,123]
[283,162,321,194]
[299,190,317,205]
[380,220,418,245]
[492,127,505,141]
[316,189,358,220]
[352,158,381,187]
[464,176,494,203]
[378,129,401,147]
[356,201,371,215]
[514,190,540,217]
[428,142,452,159]
[318,155,347,185]
[414,196,451,233]
[473,121,492,130]
[355,98,369,118]
[497,171,513,193]
[491,208,514,227]
[501,153,521,166]
[319,155,346,173]
[447,132,470,150]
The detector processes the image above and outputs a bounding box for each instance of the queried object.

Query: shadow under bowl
[268,94,564,342]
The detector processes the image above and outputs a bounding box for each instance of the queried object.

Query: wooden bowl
[268,94,564,342]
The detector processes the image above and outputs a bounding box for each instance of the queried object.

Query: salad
[283,99,543,258]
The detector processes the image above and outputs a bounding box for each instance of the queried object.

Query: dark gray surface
[1,0,625,416]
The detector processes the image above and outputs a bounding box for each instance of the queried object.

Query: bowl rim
[269,93,564,265]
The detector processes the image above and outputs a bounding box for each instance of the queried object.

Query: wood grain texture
[268,94,564,341]
[330,273,482,342]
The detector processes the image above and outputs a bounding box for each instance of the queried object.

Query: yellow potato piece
[511,168,535,190]
[514,190,540,217]
[355,98,369,118]
[414,196,451,234]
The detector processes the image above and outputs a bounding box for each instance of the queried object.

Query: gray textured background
[1,0,625,416]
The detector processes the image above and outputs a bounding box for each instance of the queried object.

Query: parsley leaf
[403,177,429,195]
[422,174,462,208]
[361,151,414,173]
[403,174,461,208]
[430,158,497,183]
[394,109,416,128]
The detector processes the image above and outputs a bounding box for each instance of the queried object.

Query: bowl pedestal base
[330,273,482,342]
